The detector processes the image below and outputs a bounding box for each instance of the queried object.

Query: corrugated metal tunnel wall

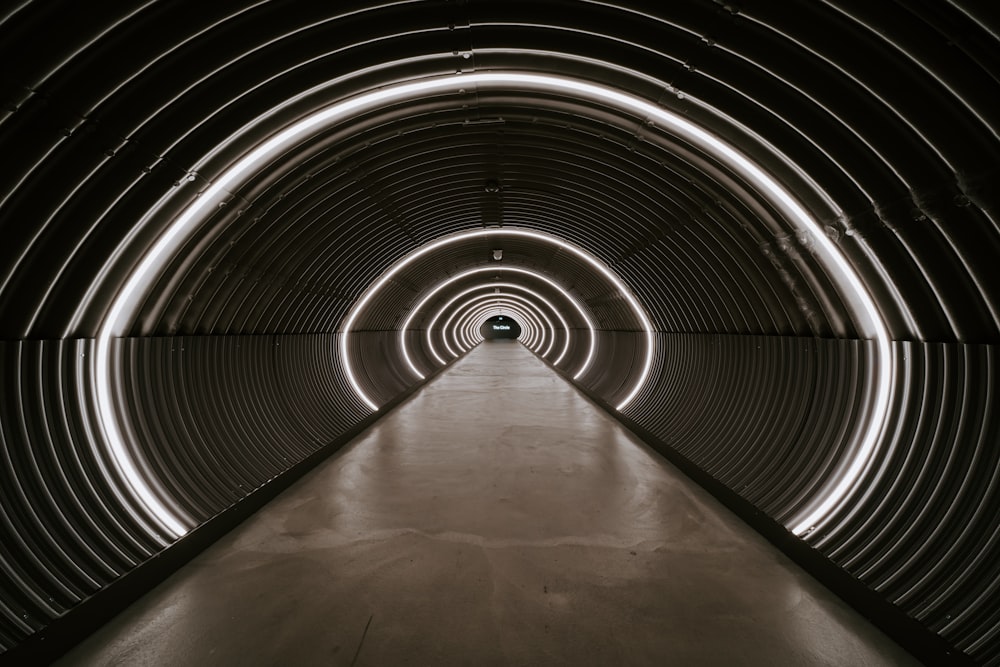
[1,1,998,663]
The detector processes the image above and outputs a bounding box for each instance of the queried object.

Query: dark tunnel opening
[1,2,998,664]
[481,315,522,340]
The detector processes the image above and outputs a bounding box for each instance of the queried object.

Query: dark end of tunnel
[480,315,522,340]
[0,353,463,667]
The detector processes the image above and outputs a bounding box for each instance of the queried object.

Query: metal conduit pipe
[1,2,998,663]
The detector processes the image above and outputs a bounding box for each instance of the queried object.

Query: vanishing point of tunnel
[56,342,918,666]
[1,2,998,665]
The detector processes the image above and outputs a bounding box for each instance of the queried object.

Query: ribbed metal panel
[609,334,869,521]
[821,342,1000,663]
[2,1,1000,663]
[0,340,158,652]
[574,331,646,405]
[347,331,430,408]
[581,334,999,663]
[118,335,376,522]
[0,333,429,654]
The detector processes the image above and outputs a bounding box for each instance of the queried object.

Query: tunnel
[0,1,998,664]
[481,316,522,340]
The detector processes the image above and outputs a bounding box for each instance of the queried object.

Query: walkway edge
[2,353,465,667]
[530,347,972,667]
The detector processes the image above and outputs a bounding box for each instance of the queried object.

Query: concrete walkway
[59,340,917,666]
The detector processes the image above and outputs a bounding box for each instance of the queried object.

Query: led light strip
[446,296,545,356]
[475,296,552,355]
[93,70,889,541]
[448,300,540,352]
[398,266,593,381]
[452,301,541,349]
[435,293,537,358]
[450,297,547,352]
[341,226,651,412]
[463,296,550,353]
[427,284,566,361]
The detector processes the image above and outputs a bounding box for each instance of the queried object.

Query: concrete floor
[58,340,919,666]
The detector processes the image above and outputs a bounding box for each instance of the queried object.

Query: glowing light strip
[443,296,544,355]
[454,308,478,350]
[467,296,551,355]
[343,229,650,413]
[93,70,888,543]
[448,301,539,352]
[458,305,539,350]
[466,296,548,352]
[453,301,540,349]
[471,308,537,346]
[428,284,564,361]
[449,297,547,353]
[399,266,594,381]
[445,283,571,360]
[93,339,190,538]
[474,303,540,351]
[432,292,530,359]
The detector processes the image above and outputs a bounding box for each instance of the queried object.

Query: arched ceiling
[2,0,997,345]
[1,1,999,663]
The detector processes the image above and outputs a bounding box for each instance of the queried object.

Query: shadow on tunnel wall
[0,332,445,661]
[568,332,998,665]
[9,329,995,665]
[2,2,1000,665]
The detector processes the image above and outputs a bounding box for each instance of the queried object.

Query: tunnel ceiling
[2,1,999,663]
[1,0,997,343]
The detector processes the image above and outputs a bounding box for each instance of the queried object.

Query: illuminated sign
[492,324,511,330]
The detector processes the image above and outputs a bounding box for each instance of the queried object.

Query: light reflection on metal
[398,266,594,381]
[427,284,565,361]
[341,226,649,413]
[93,338,191,539]
[460,295,549,353]
[90,71,888,546]
[451,297,546,353]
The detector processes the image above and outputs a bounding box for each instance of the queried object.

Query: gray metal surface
[56,341,919,667]
[1,2,998,663]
